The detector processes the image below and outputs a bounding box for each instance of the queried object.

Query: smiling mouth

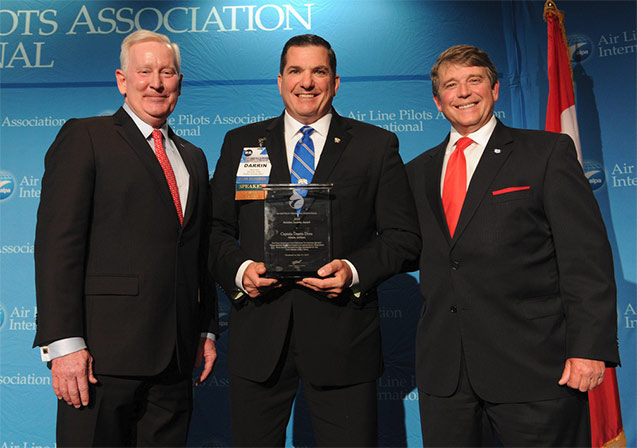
[457,103,477,110]
[297,94,317,98]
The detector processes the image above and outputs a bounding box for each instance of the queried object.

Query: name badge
[235,147,271,200]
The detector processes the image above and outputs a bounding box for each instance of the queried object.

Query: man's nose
[300,71,314,89]
[457,82,470,97]
[149,71,163,90]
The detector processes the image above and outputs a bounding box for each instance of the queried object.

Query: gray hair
[120,30,181,74]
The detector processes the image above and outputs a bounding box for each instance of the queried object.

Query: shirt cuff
[235,259,254,295]
[342,259,359,288]
[40,337,87,362]
[201,332,216,341]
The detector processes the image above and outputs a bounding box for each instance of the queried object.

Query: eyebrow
[286,64,330,72]
[443,73,485,84]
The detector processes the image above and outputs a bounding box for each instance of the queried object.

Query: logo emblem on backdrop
[0,304,6,330]
[583,160,606,190]
[0,171,16,201]
[568,34,594,63]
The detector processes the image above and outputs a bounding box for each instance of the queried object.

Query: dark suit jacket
[406,120,619,403]
[210,111,420,386]
[33,107,217,376]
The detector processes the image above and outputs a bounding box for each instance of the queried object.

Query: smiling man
[34,30,217,446]
[209,34,420,446]
[406,45,619,446]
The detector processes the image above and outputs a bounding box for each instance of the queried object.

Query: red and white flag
[544,0,582,163]
[543,2,625,447]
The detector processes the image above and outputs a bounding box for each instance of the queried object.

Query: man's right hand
[51,349,98,408]
[242,262,278,298]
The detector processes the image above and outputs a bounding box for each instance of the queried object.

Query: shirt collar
[283,110,332,141]
[449,115,497,148]
[122,103,169,139]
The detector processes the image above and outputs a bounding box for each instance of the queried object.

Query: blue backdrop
[1,1,634,446]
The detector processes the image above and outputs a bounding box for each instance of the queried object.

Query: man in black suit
[209,34,420,446]
[406,45,619,446]
[33,30,218,446]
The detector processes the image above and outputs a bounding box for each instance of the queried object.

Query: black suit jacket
[210,111,421,386]
[406,120,619,403]
[34,107,217,376]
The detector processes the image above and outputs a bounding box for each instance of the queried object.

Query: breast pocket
[483,187,539,247]
[491,188,531,203]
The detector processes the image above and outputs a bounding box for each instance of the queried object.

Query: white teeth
[458,103,476,109]
[298,94,315,98]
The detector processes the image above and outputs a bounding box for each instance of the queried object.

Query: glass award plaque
[263,184,333,278]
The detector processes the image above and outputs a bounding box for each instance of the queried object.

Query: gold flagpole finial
[543,0,564,23]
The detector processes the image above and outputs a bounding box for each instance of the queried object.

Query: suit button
[451,261,460,270]
[450,306,457,313]
[178,240,184,247]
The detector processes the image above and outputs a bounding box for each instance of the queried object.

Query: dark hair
[279,34,337,75]
[430,45,498,97]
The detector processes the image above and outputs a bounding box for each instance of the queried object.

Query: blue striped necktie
[290,126,315,185]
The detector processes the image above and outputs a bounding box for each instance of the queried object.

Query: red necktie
[442,137,473,238]
[152,129,184,226]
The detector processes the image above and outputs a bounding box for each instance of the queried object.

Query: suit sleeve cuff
[201,332,216,341]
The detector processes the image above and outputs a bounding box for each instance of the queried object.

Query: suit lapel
[263,114,289,184]
[113,108,181,227]
[170,129,198,227]
[424,138,451,243]
[312,112,351,184]
[452,121,514,244]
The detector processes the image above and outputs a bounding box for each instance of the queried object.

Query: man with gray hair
[33,30,217,446]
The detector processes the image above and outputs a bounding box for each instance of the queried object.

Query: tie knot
[455,137,473,152]
[300,126,314,138]
[152,129,164,146]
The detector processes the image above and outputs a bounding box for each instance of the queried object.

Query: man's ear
[115,69,127,96]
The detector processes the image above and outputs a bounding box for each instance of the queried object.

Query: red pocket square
[492,186,531,196]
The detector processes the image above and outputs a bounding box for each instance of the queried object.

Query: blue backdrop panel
[1,1,634,447]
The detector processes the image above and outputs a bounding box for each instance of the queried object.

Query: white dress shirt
[123,103,190,213]
[234,110,360,293]
[440,115,498,196]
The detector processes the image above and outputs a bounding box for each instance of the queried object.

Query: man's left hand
[558,357,605,392]
[297,259,353,298]
[194,337,217,386]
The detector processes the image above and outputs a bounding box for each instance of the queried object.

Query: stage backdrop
[1,1,634,446]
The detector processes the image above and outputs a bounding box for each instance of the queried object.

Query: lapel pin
[258,137,266,147]
[494,148,501,154]
[334,137,341,143]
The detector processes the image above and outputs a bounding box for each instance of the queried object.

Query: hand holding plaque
[263,184,333,278]
[296,259,353,299]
